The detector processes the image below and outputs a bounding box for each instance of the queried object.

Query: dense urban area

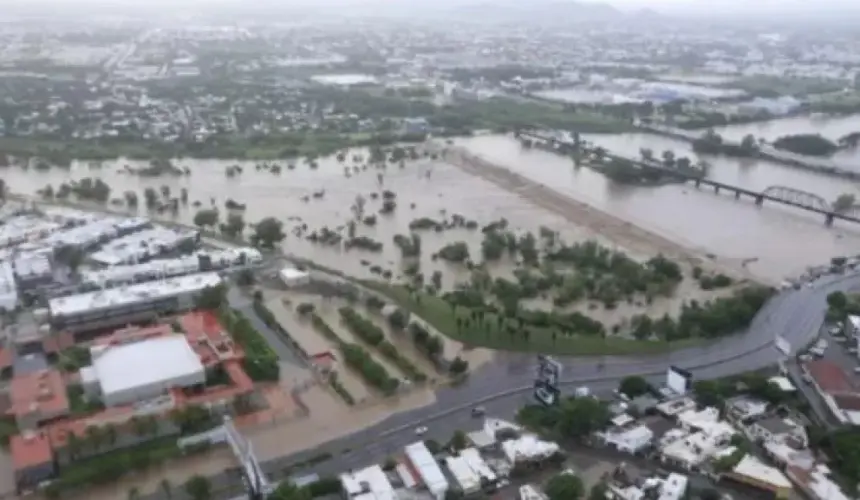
[3,3,860,500]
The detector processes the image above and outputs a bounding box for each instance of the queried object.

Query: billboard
[534,355,562,406]
[666,365,693,395]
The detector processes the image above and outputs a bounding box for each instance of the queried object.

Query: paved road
[173,269,860,500]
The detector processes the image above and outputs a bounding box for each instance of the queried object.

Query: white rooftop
[50,272,222,317]
[732,455,792,489]
[90,226,196,266]
[404,442,448,496]
[340,464,395,500]
[501,435,560,463]
[89,335,205,402]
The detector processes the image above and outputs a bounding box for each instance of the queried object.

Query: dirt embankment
[441,147,771,286]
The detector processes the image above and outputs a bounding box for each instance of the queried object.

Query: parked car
[415,426,428,436]
[471,406,486,417]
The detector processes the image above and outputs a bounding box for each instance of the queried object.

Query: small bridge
[519,131,860,227]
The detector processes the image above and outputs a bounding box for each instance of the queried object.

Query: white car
[415,426,428,436]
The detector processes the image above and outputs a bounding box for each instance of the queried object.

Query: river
[709,113,860,166]
[455,133,860,282]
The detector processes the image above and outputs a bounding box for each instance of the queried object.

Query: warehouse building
[80,335,206,407]
[41,216,150,251]
[0,216,62,248]
[48,272,223,333]
[89,226,199,266]
[81,247,262,287]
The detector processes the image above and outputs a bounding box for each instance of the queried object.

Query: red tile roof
[8,369,69,421]
[832,393,860,411]
[10,431,53,471]
[181,311,244,365]
[805,360,854,393]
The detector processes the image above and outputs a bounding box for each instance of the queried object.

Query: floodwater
[0,153,612,290]
[455,134,860,282]
[710,113,860,164]
[4,129,860,284]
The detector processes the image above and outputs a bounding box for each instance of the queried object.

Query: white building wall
[102,368,205,407]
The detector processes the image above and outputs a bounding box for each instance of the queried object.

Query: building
[48,272,222,333]
[404,441,449,500]
[9,431,55,493]
[340,464,395,500]
[8,369,70,429]
[599,417,654,454]
[803,360,860,425]
[749,416,808,448]
[88,226,199,266]
[81,247,261,287]
[727,395,769,423]
[727,455,792,499]
[659,417,737,471]
[0,260,18,311]
[460,448,497,486]
[41,217,150,250]
[500,435,561,464]
[518,484,547,500]
[12,251,54,290]
[80,335,206,406]
[279,267,310,288]
[445,454,481,495]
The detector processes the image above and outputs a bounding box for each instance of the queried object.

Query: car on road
[415,426,428,436]
[471,406,486,417]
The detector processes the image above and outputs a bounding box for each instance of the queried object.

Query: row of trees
[339,307,426,382]
[218,306,281,382]
[692,130,759,157]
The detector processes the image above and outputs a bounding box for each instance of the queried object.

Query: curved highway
[230,270,860,489]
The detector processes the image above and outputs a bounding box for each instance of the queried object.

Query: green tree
[184,475,212,500]
[250,217,286,249]
[827,291,848,311]
[196,284,227,310]
[545,472,585,500]
[618,376,651,398]
[556,397,610,441]
[220,213,246,238]
[269,481,310,500]
[193,208,219,228]
[449,430,468,451]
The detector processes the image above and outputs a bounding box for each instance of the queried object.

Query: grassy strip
[367,282,706,355]
[309,313,397,397]
[339,307,426,382]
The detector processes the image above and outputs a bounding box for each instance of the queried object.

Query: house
[727,395,769,422]
[803,360,860,425]
[749,416,808,448]
[9,431,55,493]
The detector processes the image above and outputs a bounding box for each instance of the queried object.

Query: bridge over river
[519,131,860,227]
